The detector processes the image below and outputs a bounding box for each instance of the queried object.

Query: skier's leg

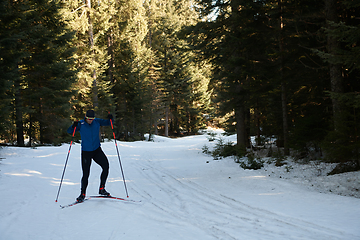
[80,151,93,194]
[93,147,109,188]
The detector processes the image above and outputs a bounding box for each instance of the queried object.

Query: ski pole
[109,114,129,197]
[55,126,76,202]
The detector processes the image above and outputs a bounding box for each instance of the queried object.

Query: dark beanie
[86,110,95,118]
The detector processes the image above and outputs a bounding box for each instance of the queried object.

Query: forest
[0,0,359,169]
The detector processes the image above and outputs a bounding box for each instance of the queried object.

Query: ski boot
[76,193,85,203]
[99,187,110,196]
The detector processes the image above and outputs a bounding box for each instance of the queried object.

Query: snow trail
[0,135,359,240]
[126,147,356,240]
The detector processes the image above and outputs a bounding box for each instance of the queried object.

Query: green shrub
[238,152,264,170]
[207,132,217,141]
[202,138,246,160]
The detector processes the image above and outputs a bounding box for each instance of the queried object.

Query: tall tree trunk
[255,100,261,147]
[230,0,247,149]
[235,104,246,148]
[87,0,98,108]
[281,82,289,154]
[325,0,343,131]
[15,77,24,146]
[234,81,247,149]
[107,30,114,83]
[122,95,128,141]
[154,119,158,135]
[132,105,136,136]
[278,0,289,155]
[165,105,169,137]
[39,102,44,144]
[164,43,169,137]
[28,113,33,147]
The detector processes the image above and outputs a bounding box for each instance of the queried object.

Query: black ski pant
[80,147,109,194]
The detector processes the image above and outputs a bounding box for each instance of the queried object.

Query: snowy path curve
[128,154,355,240]
[0,136,359,240]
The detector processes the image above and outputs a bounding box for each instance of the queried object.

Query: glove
[72,121,78,128]
[107,114,113,121]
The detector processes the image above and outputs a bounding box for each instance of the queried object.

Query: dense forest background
[1,0,359,168]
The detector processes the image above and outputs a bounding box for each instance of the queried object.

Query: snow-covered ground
[0,131,359,240]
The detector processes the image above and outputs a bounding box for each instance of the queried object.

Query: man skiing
[67,110,113,202]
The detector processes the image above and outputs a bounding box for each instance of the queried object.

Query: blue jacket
[67,118,111,152]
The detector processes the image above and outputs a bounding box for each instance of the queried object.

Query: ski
[60,198,88,209]
[60,195,140,208]
[88,195,141,203]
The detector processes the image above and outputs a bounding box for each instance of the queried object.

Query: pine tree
[314,0,360,165]
[189,0,272,149]
[20,0,77,145]
[0,0,27,145]
[190,0,333,157]
[1,0,77,145]
[107,0,152,140]
[64,0,115,119]
[148,0,211,136]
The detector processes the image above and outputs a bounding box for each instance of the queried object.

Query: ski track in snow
[0,136,359,240]
[128,154,354,240]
